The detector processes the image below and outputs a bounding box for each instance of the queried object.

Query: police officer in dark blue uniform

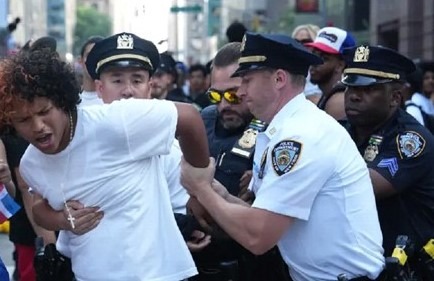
[342,45,434,280]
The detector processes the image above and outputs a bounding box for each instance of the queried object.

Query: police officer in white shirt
[180,32,385,281]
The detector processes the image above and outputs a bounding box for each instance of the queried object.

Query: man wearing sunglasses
[194,42,290,281]
[181,32,385,281]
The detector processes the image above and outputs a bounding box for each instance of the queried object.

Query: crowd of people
[0,19,433,281]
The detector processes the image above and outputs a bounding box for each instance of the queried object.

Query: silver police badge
[397,131,425,159]
[117,34,134,49]
[271,140,302,176]
[363,135,383,162]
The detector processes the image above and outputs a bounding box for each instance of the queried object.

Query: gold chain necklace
[68,111,73,143]
[62,111,76,229]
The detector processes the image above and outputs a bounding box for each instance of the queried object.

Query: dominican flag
[0,184,21,223]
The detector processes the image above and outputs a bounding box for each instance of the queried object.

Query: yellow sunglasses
[207,89,241,104]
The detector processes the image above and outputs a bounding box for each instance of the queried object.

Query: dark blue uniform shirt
[201,105,252,196]
[347,109,434,255]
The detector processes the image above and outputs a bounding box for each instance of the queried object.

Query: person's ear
[336,59,346,73]
[95,80,103,98]
[390,86,403,107]
[274,69,287,88]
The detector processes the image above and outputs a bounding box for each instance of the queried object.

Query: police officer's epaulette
[231,119,267,159]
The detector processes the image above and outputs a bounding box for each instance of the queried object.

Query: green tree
[275,7,295,34]
[73,5,111,56]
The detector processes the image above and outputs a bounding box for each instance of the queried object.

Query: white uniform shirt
[79,91,103,107]
[250,94,384,281]
[20,99,197,281]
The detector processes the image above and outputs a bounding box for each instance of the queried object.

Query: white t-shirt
[411,92,434,115]
[405,100,425,125]
[163,140,189,214]
[79,95,188,213]
[303,72,322,97]
[20,99,197,281]
[79,91,103,107]
[250,94,384,281]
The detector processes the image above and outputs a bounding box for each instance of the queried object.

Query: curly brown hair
[0,48,80,130]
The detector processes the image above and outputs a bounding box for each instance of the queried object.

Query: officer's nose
[236,85,246,100]
[121,83,134,99]
[346,87,363,102]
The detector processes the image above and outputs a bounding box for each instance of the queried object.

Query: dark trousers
[191,238,291,281]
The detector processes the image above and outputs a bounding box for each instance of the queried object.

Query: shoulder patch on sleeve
[271,140,302,176]
[396,131,426,159]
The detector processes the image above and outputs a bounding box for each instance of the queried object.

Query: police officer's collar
[347,109,401,147]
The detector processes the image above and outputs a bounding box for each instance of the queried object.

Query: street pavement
[0,232,14,279]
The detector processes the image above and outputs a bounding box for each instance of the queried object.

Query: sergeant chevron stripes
[377,157,399,177]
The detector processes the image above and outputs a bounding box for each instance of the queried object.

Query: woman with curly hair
[0,36,210,281]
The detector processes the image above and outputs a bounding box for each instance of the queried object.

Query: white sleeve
[252,138,334,221]
[406,106,425,125]
[162,141,189,214]
[108,98,178,160]
[19,150,40,196]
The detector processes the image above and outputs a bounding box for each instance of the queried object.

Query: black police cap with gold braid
[86,32,160,80]
[231,32,323,77]
[342,45,416,86]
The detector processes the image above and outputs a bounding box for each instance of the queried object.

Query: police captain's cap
[342,45,416,86]
[231,32,323,77]
[86,32,160,80]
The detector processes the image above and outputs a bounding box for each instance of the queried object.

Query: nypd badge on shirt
[271,140,302,176]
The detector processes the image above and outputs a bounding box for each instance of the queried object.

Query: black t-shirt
[347,109,434,255]
[166,87,192,104]
[1,134,35,246]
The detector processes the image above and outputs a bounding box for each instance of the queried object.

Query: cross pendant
[64,203,76,229]
[67,212,76,229]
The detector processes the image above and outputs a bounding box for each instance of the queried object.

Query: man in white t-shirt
[0,32,210,281]
[30,33,211,254]
[180,33,385,281]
